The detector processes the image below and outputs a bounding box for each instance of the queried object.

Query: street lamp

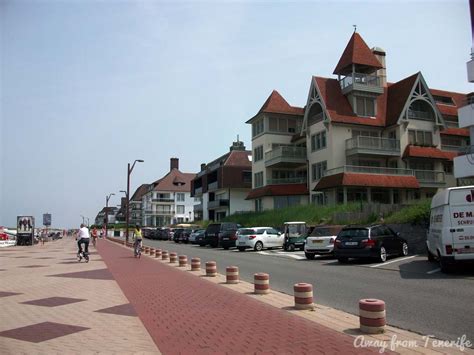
[80,215,85,224]
[105,193,115,239]
[126,159,144,243]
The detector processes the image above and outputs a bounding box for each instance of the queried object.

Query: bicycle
[134,239,142,258]
[77,238,90,263]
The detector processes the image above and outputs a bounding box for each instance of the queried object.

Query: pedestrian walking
[91,227,98,247]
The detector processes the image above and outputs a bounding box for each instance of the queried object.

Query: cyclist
[91,227,98,247]
[133,224,143,258]
[76,223,90,262]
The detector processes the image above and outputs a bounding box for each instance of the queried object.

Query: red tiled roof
[246,184,308,200]
[314,173,419,190]
[333,32,383,75]
[130,184,150,201]
[385,73,419,126]
[153,169,196,192]
[430,88,467,108]
[440,128,470,137]
[225,150,252,167]
[314,76,386,127]
[257,90,304,116]
[403,145,458,160]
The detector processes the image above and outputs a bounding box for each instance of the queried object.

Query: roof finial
[237,134,240,143]
[353,24,357,33]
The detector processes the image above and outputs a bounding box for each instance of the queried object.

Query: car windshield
[207,224,221,233]
[286,224,305,237]
[239,229,255,235]
[338,228,369,239]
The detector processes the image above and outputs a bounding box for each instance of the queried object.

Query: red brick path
[98,241,378,354]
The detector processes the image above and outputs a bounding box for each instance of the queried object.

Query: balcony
[194,187,203,196]
[208,199,230,209]
[324,165,413,177]
[407,109,434,120]
[144,209,174,215]
[207,181,219,191]
[265,146,307,168]
[152,198,174,203]
[193,204,203,212]
[266,177,307,185]
[339,73,383,95]
[440,144,467,152]
[414,170,446,187]
[345,137,400,157]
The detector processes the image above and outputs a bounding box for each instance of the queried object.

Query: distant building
[247,31,470,210]
[191,140,253,221]
[94,207,118,226]
[129,184,149,226]
[142,158,197,227]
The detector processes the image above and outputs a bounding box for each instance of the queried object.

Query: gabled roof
[246,184,308,200]
[313,76,387,127]
[440,128,470,137]
[130,184,150,202]
[385,73,419,127]
[403,145,458,161]
[224,150,252,167]
[247,90,304,123]
[314,173,419,190]
[153,169,196,192]
[333,32,383,75]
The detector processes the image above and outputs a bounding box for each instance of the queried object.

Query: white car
[237,227,283,251]
[304,226,343,259]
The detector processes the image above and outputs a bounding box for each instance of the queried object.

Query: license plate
[457,248,473,254]
[222,238,229,240]
[312,240,323,244]
[345,242,358,246]
[239,242,246,245]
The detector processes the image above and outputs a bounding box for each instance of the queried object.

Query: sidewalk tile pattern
[95,303,137,316]
[21,296,86,307]
[0,322,89,343]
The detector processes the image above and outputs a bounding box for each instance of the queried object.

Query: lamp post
[105,193,115,239]
[80,215,85,224]
[126,160,144,243]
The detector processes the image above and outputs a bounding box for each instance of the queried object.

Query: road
[140,238,474,343]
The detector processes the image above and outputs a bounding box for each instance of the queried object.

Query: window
[177,205,185,214]
[176,193,185,202]
[274,196,301,209]
[408,130,433,146]
[443,162,453,174]
[268,117,299,133]
[311,161,327,181]
[242,171,252,183]
[312,193,326,205]
[254,172,263,188]
[311,131,327,152]
[255,199,263,212]
[355,96,375,117]
[352,130,380,138]
[432,95,454,106]
[254,145,263,162]
[252,119,264,137]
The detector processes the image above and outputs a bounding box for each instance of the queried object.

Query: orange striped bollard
[359,299,386,334]
[294,283,314,310]
[161,250,169,261]
[206,261,217,277]
[179,255,187,267]
[191,257,201,271]
[149,248,155,257]
[155,249,162,258]
[226,266,239,284]
[169,252,177,264]
[144,246,150,254]
[254,273,270,294]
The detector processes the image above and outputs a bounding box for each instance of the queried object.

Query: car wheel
[238,247,245,252]
[400,242,408,257]
[378,246,387,263]
[305,252,315,260]
[438,252,452,273]
[287,244,295,252]
[337,257,348,263]
[254,241,263,251]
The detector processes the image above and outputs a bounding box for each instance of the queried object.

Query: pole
[105,196,109,239]
[126,163,130,243]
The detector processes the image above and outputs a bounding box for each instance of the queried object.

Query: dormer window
[408,100,434,121]
[355,96,375,117]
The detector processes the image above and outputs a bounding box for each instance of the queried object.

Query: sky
[0,0,471,228]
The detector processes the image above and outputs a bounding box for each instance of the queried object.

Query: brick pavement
[98,240,380,354]
[0,238,160,354]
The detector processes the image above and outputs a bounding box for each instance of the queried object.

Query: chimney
[372,47,387,87]
[170,157,179,171]
[200,163,206,171]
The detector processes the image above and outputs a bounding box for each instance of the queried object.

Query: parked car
[173,228,185,243]
[201,222,241,248]
[189,229,205,244]
[178,229,194,243]
[283,222,312,251]
[334,224,408,263]
[237,227,283,251]
[156,228,172,240]
[304,225,343,259]
[195,230,206,246]
[142,227,154,239]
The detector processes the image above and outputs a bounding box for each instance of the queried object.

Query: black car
[173,228,185,243]
[201,222,241,248]
[334,224,408,263]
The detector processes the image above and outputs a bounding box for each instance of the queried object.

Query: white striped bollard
[161,250,169,261]
[294,283,314,310]
[169,252,177,263]
[359,299,386,334]
[254,273,270,294]
[206,261,217,277]
[226,266,239,284]
[179,255,187,267]
[191,257,201,271]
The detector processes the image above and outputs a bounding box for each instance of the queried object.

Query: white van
[427,186,474,272]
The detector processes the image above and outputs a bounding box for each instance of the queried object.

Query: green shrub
[384,199,431,225]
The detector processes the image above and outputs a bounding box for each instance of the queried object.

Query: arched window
[408,100,435,121]
[308,103,323,126]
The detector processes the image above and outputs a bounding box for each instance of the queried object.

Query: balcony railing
[324,165,414,177]
[208,199,230,209]
[193,204,203,212]
[440,144,466,152]
[265,146,307,167]
[208,181,219,191]
[414,170,446,185]
[407,109,434,120]
[144,209,174,215]
[339,73,381,90]
[345,136,400,156]
[152,198,174,203]
[194,187,203,195]
[266,177,307,185]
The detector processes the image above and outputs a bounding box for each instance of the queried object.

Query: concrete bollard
[149,248,155,257]
[155,249,162,258]
[294,283,314,310]
[161,250,169,261]
[178,255,187,267]
[144,246,150,254]
[169,252,177,264]
[359,299,386,334]
[254,273,270,294]
[191,257,201,271]
[206,261,217,277]
[226,266,239,284]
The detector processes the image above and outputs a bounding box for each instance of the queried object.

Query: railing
[345,136,400,154]
[324,165,414,177]
[266,177,307,185]
[339,73,381,90]
[440,144,466,152]
[208,181,219,190]
[194,187,203,195]
[265,146,307,164]
[414,170,446,184]
[407,109,433,120]
[152,198,174,203]
[308,112,324,126]
[208,199,230,209]
[193,204,203,211]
